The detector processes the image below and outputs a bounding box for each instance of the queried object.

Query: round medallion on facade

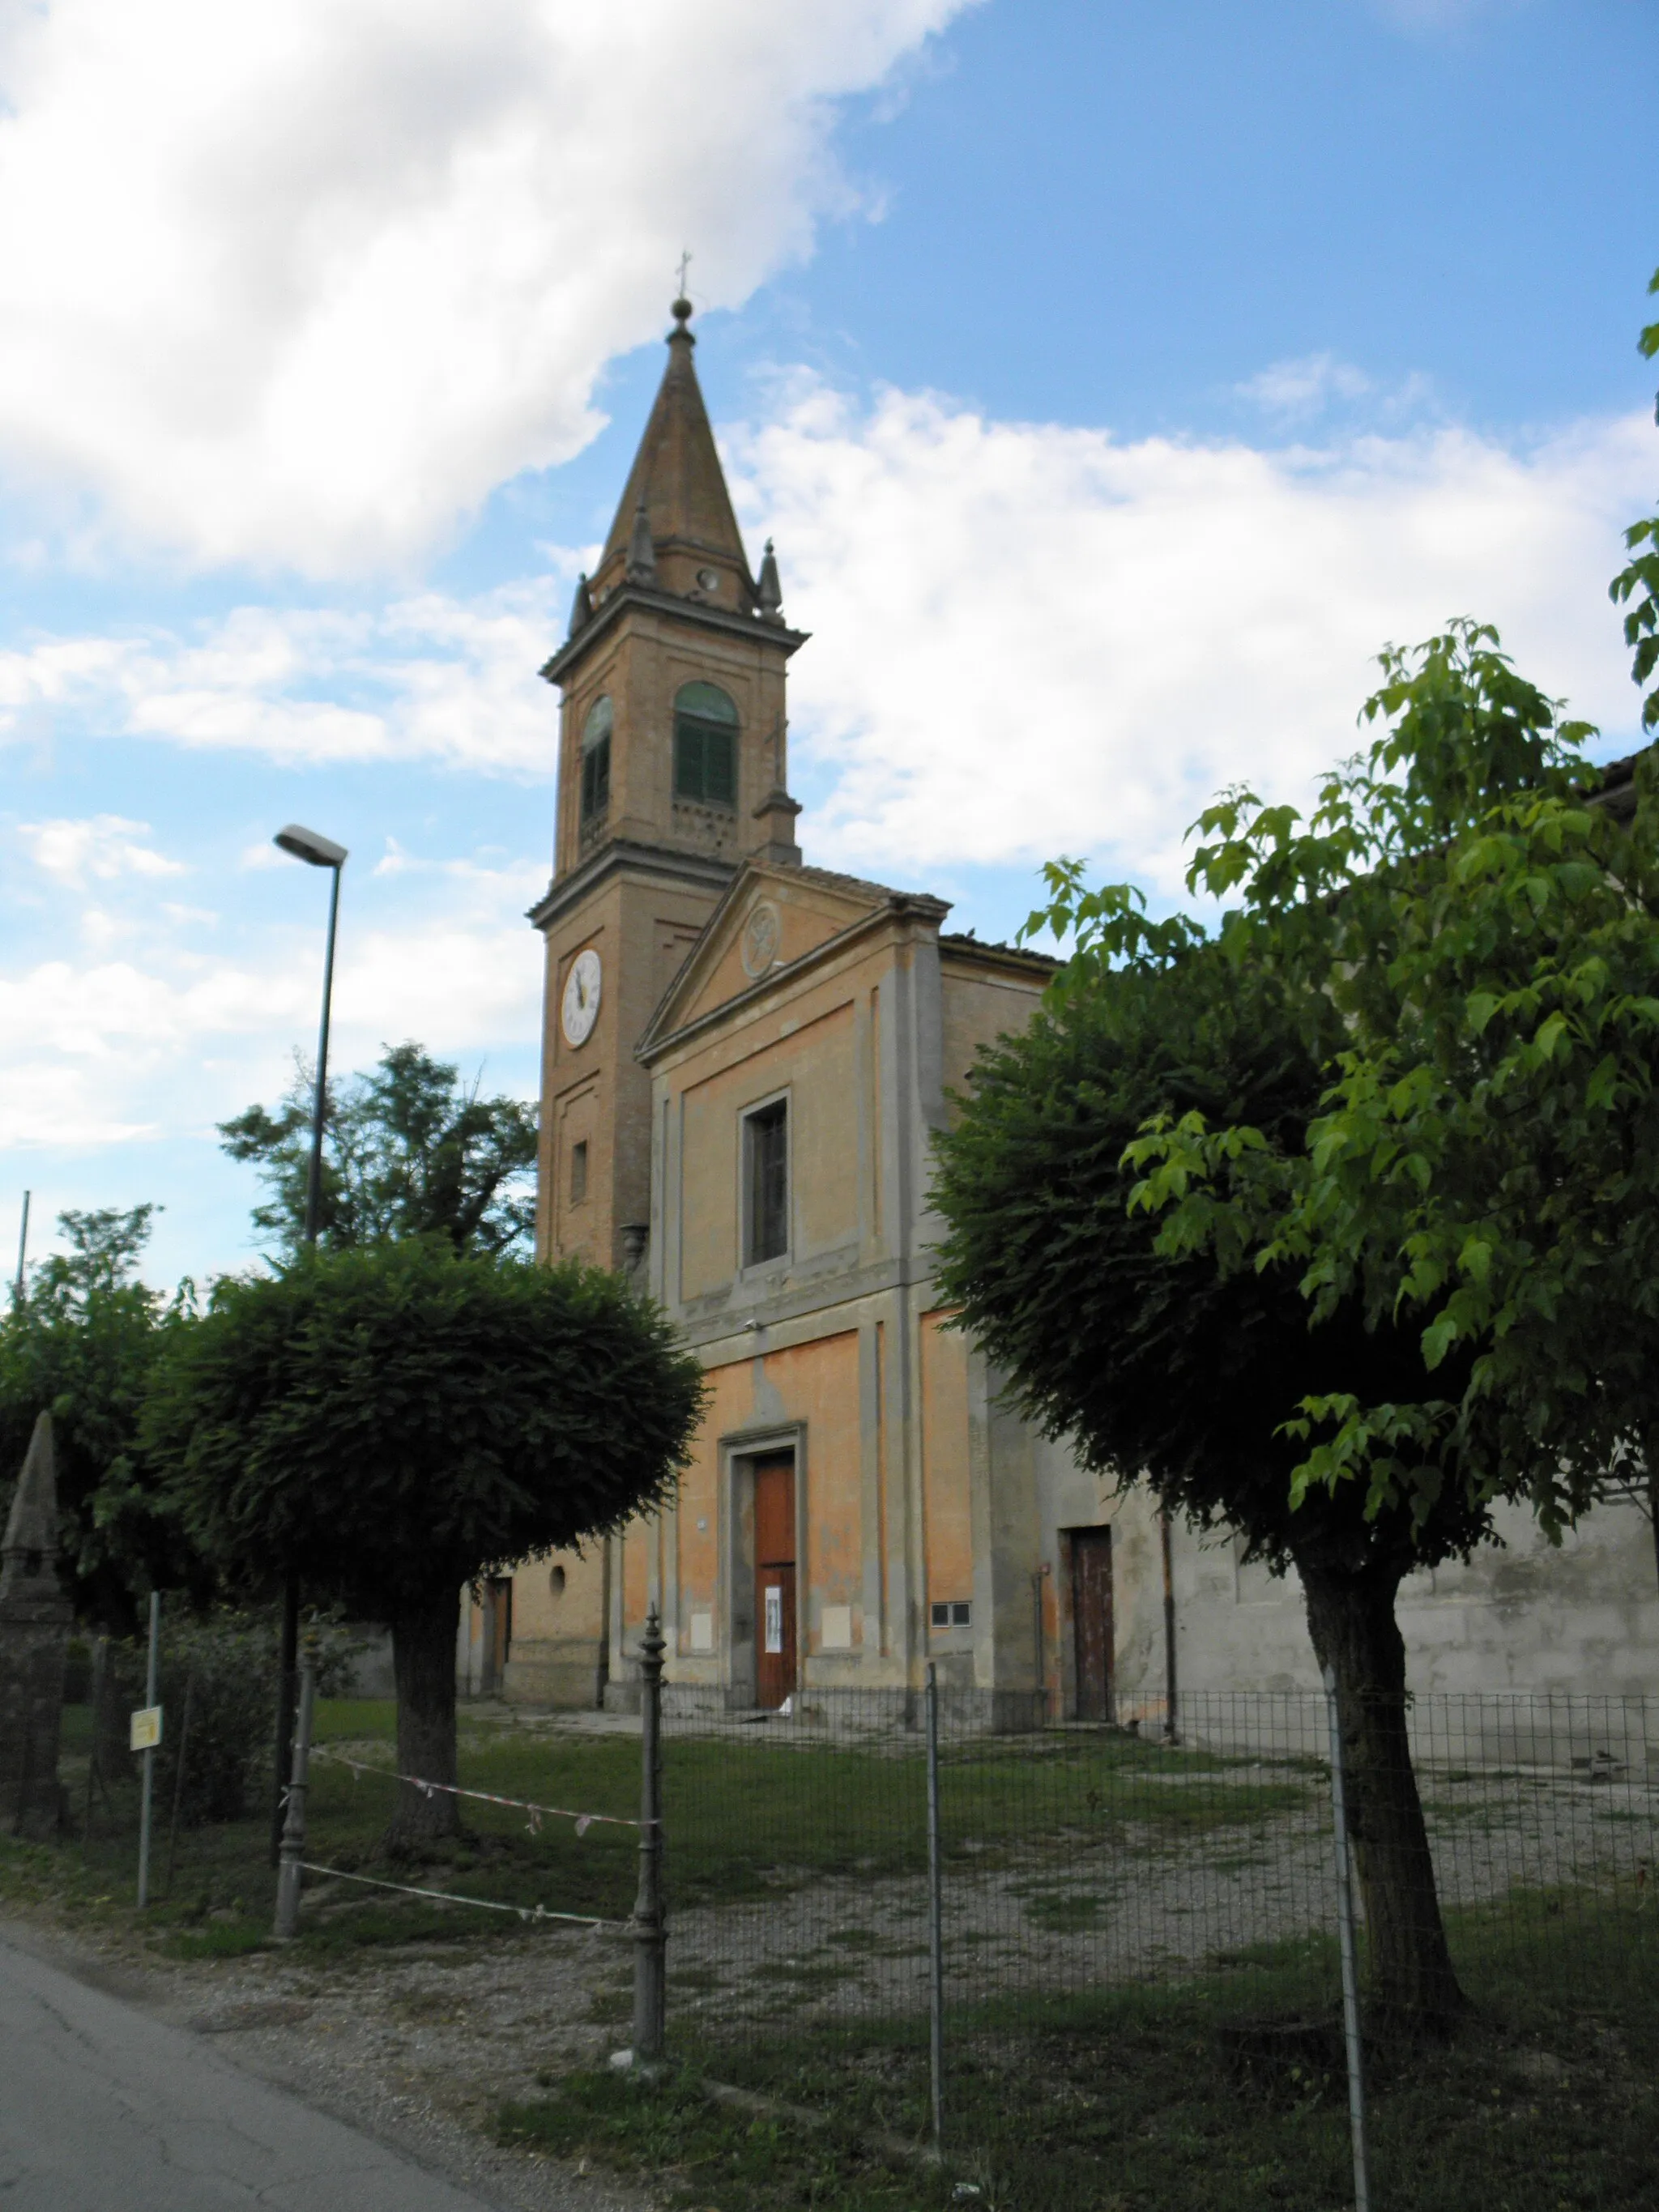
[741,900,782,978]
[696,566,720,593]
[561,947,602,1046]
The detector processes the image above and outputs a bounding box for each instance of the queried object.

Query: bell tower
[531,297,808,1273]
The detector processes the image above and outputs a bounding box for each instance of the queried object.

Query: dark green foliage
[142,1239,706,1617]
[219,1040,537,1259]
[96,1609,363,1826]
[929,946,1488,1581]
[0,1206,201,1634]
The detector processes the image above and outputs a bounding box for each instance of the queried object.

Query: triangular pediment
[639,861,945,1059]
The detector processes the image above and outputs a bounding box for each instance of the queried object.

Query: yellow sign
[129,1705,163,1752]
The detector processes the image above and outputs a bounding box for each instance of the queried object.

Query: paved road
[0,1932,510,2212]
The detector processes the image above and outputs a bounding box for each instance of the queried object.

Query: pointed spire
[625,495,658,584]
[598,299,753,590]
[2,1413,57,1566]
[757,539,784,625]
[568,571,593,637]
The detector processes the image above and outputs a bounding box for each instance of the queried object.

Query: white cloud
[0,850,544,1151]
[1239,353,1374,418]
[727,387,1653,892]
[0,0,970,573]
[0,580,566,773]
[19,814,186,886]
[5,388,1652,903]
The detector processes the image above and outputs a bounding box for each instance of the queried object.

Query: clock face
[561,948,602,1046]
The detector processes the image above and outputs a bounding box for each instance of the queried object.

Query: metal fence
[655,1673,1659,2206]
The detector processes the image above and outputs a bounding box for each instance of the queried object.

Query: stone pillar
[0,1413,71,1838]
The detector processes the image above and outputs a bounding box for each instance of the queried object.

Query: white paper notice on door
[764,1583,783,1654]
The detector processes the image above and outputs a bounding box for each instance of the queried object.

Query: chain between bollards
[1323,1664,1372,2212]
[629,1605,667,2071]
[273,1638,318,1941]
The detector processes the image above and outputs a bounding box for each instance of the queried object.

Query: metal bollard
[273,1645,317,1941]
[1323,1664,1372,2212]
[629,1607,667,2069]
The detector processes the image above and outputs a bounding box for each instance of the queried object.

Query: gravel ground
[0,1912,655,2212]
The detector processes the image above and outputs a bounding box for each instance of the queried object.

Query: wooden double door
[753,1453,797,1709]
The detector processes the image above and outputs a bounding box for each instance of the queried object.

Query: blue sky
[3,0,1657,1289]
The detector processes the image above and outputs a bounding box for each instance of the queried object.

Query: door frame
[721,1421,807,1710]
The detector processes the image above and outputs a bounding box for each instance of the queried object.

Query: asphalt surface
[0,1931,513,2211]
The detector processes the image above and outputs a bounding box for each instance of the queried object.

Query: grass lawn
[501,1904,1659,2212]
[8,1701,1319,1961]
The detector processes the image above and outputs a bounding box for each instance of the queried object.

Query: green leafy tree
[143,1240,706,1851]
[0,1206,199,1633]
[932,923,1486,2035]
[1608,264,1659,734]
[220,1041,538,1259]
[1123,624,1649,1554]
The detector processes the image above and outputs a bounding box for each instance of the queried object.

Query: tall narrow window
[569,1140,589,1204]
[744,1098,788,1265]
[580,695,612,824]
[673,681,737,808]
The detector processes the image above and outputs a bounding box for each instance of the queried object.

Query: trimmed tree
[143,1239,705,1850]
[931,922,1486,2035]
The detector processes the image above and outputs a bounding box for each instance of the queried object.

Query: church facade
[462,303,1659,1720]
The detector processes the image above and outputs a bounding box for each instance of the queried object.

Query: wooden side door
[483,1575,513,1694]
[753,1453,798,1709]
[1071,1528,1115,1722]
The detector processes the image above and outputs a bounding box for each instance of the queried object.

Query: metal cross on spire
[675,249,692,302]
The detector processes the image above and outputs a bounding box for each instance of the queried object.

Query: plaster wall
[499,1545,609,1707]
[1105,1490,1659,1707]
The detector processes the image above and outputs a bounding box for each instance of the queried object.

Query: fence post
[630,1606,667,2070]
[273,1643,317,1941]
[136,1591,160,1907]
[926,1660,945,2155]
[1323,1664,1371,2212]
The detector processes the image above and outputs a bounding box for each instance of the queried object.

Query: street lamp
[270,821,347,1860]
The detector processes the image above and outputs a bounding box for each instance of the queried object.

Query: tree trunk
[1297,1548,1466,2039]
[384,1588,463,1854]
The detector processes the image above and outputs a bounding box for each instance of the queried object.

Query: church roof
[598,300,752,584]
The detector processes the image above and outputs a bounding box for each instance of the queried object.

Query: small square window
[569,1140,588,1205]
[930,1602,949,1628]
[931,1600,971,1630]
[952,1600,971,1628]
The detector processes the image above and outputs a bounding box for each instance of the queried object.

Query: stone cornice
[539,582,808,688]
[526,837,736,934]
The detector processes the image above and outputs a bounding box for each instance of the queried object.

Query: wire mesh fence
[658,1685,1659,2204]
[38,1649,1659,2207]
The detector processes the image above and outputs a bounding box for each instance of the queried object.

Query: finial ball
[671,296,693,323]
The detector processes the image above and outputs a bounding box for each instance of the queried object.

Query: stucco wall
[1105,1488,1659,1707]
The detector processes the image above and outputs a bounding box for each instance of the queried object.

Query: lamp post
[269,822,347,1863]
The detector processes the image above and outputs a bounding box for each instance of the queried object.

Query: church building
[463,302,1659,1720]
